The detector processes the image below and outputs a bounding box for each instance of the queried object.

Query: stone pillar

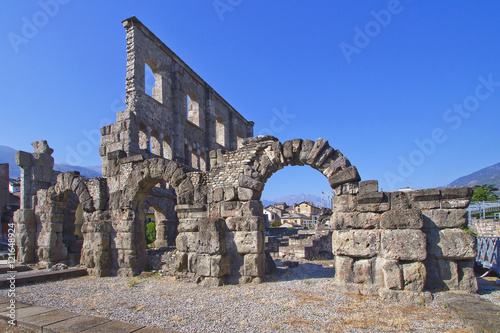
[14,140,54,264]
[155,218,178,248]
[13,209,36,263]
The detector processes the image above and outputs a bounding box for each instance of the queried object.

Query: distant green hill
[446,162,500,190]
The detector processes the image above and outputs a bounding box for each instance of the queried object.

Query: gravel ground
[477,275,500,307]
[0,261,479,333]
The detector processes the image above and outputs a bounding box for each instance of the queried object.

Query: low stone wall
[332,181,476,299]
[471,219,500,237]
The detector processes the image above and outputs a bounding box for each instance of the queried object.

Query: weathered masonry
[13,17,477,298]
[100,17,254,174]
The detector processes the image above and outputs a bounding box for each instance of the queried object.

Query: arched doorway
[204,136,361,284]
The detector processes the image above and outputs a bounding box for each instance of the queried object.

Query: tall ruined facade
[13,17,477,297]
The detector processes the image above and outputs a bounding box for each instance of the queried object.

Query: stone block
[332,230,380,258]
[225,217,264,231]
[212,188,224,202]
[315,146,336,170]
[359,180,378,194]
[437,258,459,290]
[176,252,188,271]
[328,165,361,188]
[231,231,264,254]
[224,187,237,201]
[178,219,199,232]
[221,201,241,217]
[380,209,423,229]
[440,187,473,209]
[198,218,223,232]
[380,259,402,290]
[291,139,303,165]
[408,189,441,209]
[187,252,198,273]
[282,140,293,164]
[322,156,350,179]
[197,231,224,254]
[458,260,478,292]
[237,187,260,201]
[170,168,186,187]
[356,191,385,204]
[112,232,135,250]
[331,195,357,212]
[212,255,230,277]
[243,253,265,277]
[426,228,475,259]
[175,232,198,252]
[402,262,426,293]
[306,138,328,165]
[380,229,426,261]
[240,200,263,216]
[299,139,314,164]
[357,192,390,212]
[441,187,473,200]
[335,256,354,283]
[196,254,211,276]
[353,259,373,284]
[238,174,264,191]
[422,209,467,229]
[389,192,410,210]
[440,199,471,209]
[16,150,33,167]
[331,212,380,229]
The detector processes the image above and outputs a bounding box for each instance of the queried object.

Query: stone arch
[115,158,194,275]
[35,172,97,265]
[205,135,361,284]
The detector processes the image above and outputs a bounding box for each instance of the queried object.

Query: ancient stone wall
[100,16,254,177]
[12,18,478,299]
[332,182,476,299]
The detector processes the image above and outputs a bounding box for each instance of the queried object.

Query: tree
[146,222,156,246]
[270,221,281,228]
[471,184,499,202]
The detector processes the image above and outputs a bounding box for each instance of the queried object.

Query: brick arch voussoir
[123,158,190,209]
[52,172,95,213]
[263,137,362,190]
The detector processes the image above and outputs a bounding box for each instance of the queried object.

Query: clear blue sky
[1,1,499,200]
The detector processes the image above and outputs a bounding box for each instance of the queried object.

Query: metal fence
[467,200,500,221]
[476,236,500,274]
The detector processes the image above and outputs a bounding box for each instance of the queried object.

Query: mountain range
[0,145,101,179]
[444,162,500,192]
[261,193,322,208]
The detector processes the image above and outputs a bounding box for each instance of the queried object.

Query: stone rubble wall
[99,16,254,177]
[471,219,500,237]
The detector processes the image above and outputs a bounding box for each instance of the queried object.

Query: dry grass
[291,289,327,303]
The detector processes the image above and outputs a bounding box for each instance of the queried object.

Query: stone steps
[0,267,87,288]
[0,297,169,332]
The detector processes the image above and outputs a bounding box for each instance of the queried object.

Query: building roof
[282,213,310,219]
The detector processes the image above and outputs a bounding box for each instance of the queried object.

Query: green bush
[146,222,156,245]
[270,221,281,228]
